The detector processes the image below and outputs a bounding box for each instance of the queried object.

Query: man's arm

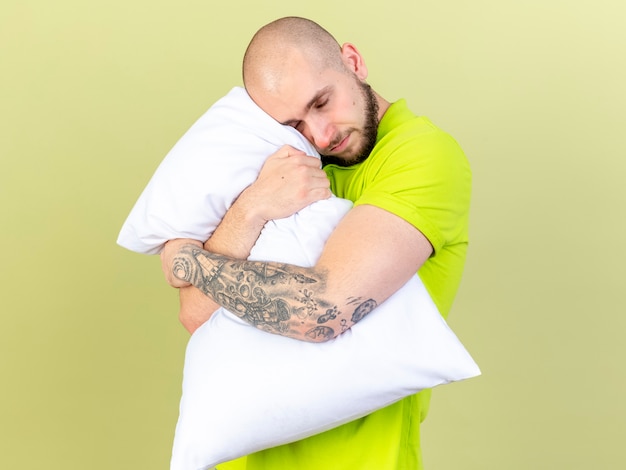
[164,203,432,342]
[169,145,332,333]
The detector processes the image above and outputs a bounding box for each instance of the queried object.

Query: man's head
[243,17,386,166]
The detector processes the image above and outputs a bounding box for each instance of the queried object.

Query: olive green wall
[2,0,624,468]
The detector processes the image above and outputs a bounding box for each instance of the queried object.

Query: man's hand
[161,238,203,288]
[238,145,332,224]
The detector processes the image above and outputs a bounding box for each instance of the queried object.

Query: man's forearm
[172,244,377,342]
[176,186,268,332]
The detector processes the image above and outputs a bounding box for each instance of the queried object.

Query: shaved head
[243,17,345,94]
[241,17,386,165]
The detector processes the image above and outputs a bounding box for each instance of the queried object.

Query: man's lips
[329,134,349,153]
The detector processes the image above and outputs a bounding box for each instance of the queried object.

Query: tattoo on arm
[305,326,335,341]
[317,306,338,324]
[172,244,377,342]
[351,299,377,323]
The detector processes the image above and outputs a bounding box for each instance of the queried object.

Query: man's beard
[321,80,379,167]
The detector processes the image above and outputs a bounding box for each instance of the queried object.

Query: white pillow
[171,203,480,470]
[117,87,480,470]
[117,87,320,255]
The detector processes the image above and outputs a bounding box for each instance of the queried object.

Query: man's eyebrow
[280,86,332,126]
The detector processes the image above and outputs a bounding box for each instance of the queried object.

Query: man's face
[248,53,379,167]
[318,79,379,167]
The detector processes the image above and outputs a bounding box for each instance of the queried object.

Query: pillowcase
[117,87,480,470]
[171,202,480,470]
[117,87,320,255]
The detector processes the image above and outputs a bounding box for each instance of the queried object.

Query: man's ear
[340,43,368,80]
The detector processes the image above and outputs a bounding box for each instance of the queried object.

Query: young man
[162,16,471,469]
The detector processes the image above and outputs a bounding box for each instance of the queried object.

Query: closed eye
[282,119,303,130]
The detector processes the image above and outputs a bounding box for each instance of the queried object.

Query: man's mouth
[329,134,349,154]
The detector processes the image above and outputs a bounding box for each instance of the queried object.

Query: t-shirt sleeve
[354,129,471,255]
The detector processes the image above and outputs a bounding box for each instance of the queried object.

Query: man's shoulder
[379,101,458,152]
[373,116,465,172]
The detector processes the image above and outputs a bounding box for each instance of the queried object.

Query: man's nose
[307,117,333,150]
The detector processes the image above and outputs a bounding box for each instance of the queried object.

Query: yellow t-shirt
[220,100,471,470]
[326,101,471,318]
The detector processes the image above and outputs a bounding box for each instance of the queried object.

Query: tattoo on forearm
[351,299,377,323]
[294,288,319,319]
[305,326,335,341]
[317,306,338,324]
[172,245,377,341]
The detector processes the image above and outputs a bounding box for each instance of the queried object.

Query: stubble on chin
[320,135,367,167]
[321,81,379,168]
